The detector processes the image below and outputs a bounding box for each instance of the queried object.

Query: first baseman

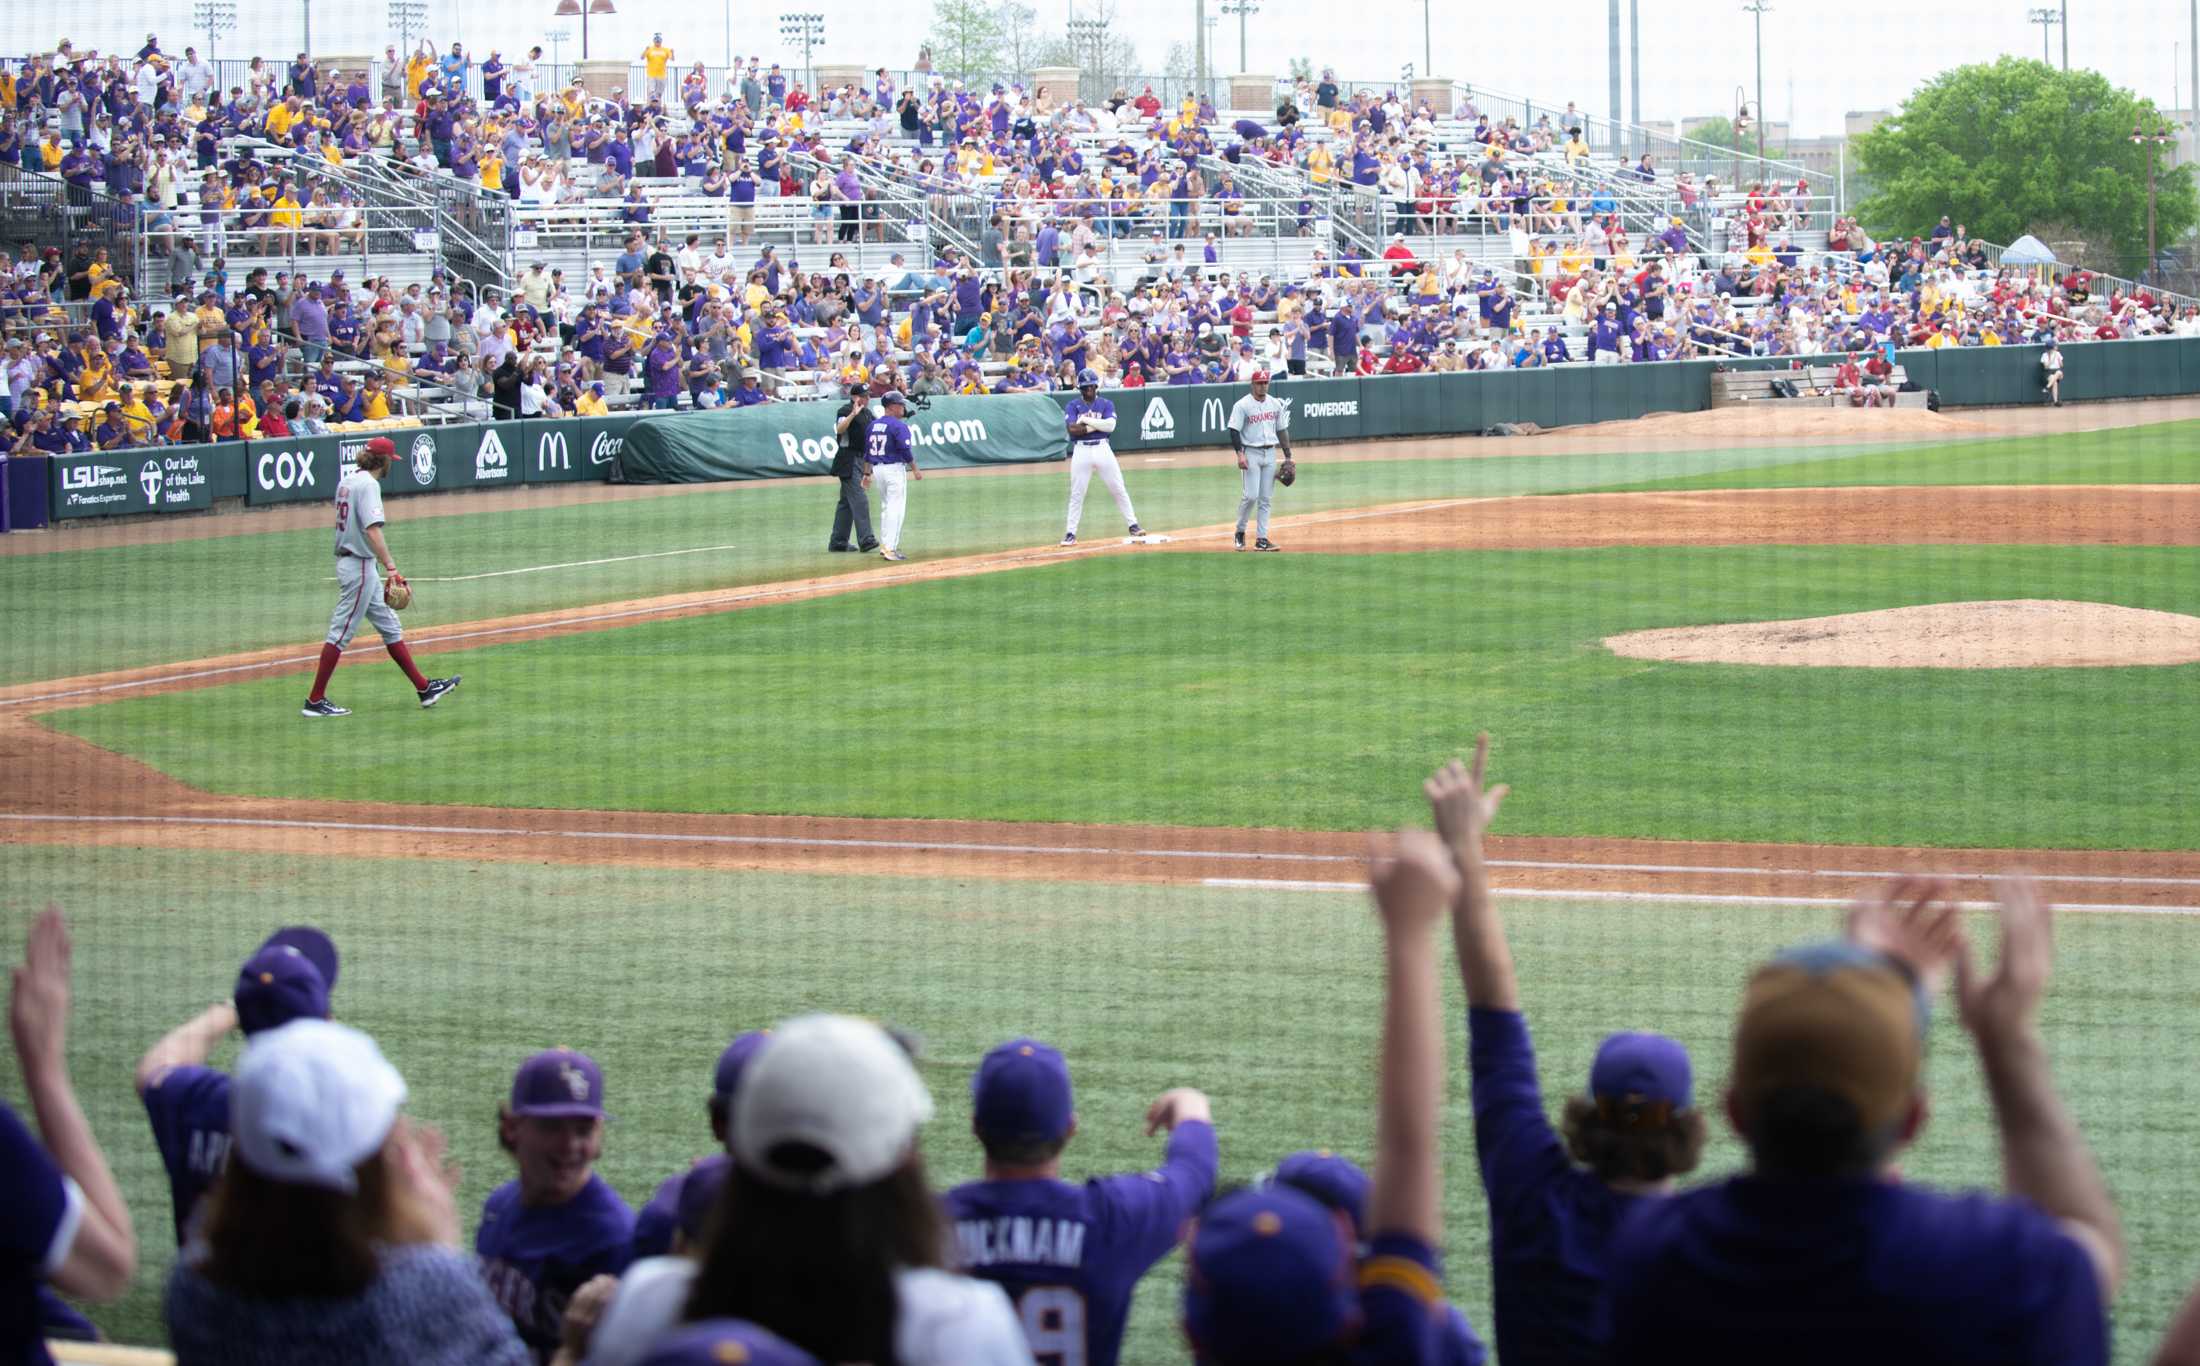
[1061,368,1144,545]
[304,436,459,717]
[867,391,922,561]
[1228,371,1292,550]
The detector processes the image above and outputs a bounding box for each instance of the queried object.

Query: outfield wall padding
[34,343,2198,520]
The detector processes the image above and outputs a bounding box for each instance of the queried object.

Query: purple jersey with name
[3,1099,76,1366]
[946,1120,1216,1366]
[140,1063,235,1245]
[865,414,915,465]
[476,1174,635,1361]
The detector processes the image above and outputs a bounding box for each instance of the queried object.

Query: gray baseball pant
[1236,447,1279,538]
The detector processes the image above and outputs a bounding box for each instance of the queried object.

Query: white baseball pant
[1237,447,1279,538]
[326,555,402,647]
[875,462,911,552]
[1065,439,1137,536]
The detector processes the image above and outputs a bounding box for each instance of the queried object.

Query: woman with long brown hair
[164,1019,531,1366]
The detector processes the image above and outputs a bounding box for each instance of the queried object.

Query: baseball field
[4,399,2199,1363]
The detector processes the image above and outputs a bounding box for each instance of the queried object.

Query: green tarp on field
[616,394,1071,482]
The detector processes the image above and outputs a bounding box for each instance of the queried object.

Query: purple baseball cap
[510,1048,608,1119]
[1183,1186,1360,1363]
[675,1152,732,1242]
[636,1319,821,1366]
[713,1029,772,1105]
[1271,1150,1371,1240]
[971,1037,1073,1145]
[259,926,339,990]
[233,946,331,1036]
[1589,1032,1693,1110]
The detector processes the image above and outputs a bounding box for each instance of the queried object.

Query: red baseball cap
[1249,370,1270,383]
[364,436,396,456]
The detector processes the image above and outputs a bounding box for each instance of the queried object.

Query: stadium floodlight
[1742,0,1770,165]
[2025,8,2061,66]
[780,12,825,95]
[1066,18,1108,98]
[387,0,428,63]
[1219,0,1258,74]
[553,0,617,61]
[192,0,237,62]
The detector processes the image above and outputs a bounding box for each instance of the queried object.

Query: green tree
[1854,57,2196,274]
[997,1,1042,76]
[1688,116,1743,151]
[925,0,1004,79]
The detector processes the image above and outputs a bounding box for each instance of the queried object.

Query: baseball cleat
[1234,529,1246,550]
[881,548,907,562]
[1060,533,1077,546]
[1255,538,1280,552]
[301,698,350,718]
[418,676,461,708]
[1127,523,1144,537]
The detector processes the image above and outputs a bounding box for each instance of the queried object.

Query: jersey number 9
[1016,1285,1086,1366]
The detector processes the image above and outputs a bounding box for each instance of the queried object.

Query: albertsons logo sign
[1138,396,1175,442]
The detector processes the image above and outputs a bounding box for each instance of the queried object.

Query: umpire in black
[828,379,880,552]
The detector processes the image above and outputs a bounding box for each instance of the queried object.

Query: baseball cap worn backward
[636,1319,823,1366]
[971,1037,1074,1146]
[1183,1185,1361,1363]
[1590,1032,1693,1110]
[1731,941,1924,1136]
[231,1018,407,1193]
[510,1047,609,1120]
[233,945,332,1036]
[732,1014,935,1194]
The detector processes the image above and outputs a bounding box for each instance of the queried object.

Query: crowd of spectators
[14,732,2200,1364]
[2,32,2195,451]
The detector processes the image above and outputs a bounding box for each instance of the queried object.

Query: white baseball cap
[732,1014,934,1194]
[232,1019,408,1192]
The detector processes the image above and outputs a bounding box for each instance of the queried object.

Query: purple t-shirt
[3,1100,76,1366]
[946,1120,1217,1366]
[1600,1175,2107,1365]
[141,1063,235,1246]
[476,1173,634,1360]
[630,1154,730,1260]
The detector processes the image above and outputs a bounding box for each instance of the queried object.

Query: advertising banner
[49,444,239,520]
[617,395,1069,483]
[519,415,647,484]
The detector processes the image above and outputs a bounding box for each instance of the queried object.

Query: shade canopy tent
[2000,234,2059,266]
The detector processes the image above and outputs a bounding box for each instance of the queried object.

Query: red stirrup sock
[386,640,431,691]
[307,644,343,702]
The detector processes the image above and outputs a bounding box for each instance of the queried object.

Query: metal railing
[0,164,143,297]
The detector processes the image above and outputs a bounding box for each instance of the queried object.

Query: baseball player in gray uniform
[1227,370,1293,551]
[302,436,459,718]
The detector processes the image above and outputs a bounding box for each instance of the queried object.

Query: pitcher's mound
[1605,600,2200,669]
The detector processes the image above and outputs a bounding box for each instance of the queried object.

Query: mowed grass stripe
[5,422,2150,686]
[53,546,2200,850]
[2,848,2193,1366]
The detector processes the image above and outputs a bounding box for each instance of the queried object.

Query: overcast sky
[8,0,2193,139]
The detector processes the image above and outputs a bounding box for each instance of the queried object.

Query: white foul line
[324,544,742,584]
[1198,878,2200,917]
[2,813,2193,913]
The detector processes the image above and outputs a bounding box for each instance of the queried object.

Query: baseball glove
[1277,459,1297,487]
[384,573,413,611]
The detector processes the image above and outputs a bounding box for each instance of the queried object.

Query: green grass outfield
[56,545,2200,849]
[7,420,2192,686]
[2,848,2194,1365]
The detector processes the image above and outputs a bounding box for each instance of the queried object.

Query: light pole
[2062,0,2068,69]
[1219,0,1258,73]
[1422,0,1432,76]
[780,13,824,97]
[193,0,237,62]
[1742,0,1770,166]
[1731,86,1752,189]
[1067,18,1107,103]
[2134,117,2176,285]
[2026,8,2061,65]
[387,0,427,67]
[552,0,618,61]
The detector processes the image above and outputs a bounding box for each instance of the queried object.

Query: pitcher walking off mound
[1228,370,1292,551]
[1061,368,1144,545]
[302,436,459,717]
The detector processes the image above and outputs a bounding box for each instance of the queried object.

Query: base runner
[869,391,921,562]
[303,436,459,717]
[1228,371,1292,551]
[1061,368,1144,546]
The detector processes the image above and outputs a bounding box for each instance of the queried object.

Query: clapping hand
[1845,875,1965,997]
[1956,872,2053,1043]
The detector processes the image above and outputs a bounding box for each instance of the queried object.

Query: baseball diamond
[3,11,2200,1366]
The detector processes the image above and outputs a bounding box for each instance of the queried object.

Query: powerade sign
[50,451,219,518]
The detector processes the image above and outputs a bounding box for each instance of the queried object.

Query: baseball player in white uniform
[302,436,460,717]
[1228,370,1293,551]
[1060,368,1144,545]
